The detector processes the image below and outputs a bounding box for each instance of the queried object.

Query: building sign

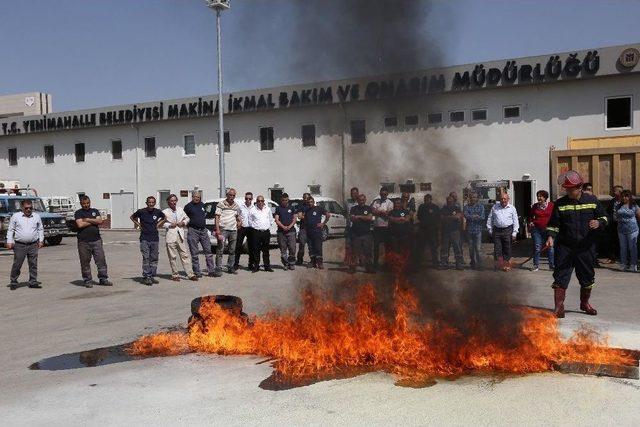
[618,48,639,69]
[0,48,615,138]
[452,51,600,90]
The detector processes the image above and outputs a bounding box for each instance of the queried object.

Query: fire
[128,264,635,386]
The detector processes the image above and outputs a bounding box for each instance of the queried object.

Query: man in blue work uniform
[131,196,166,286]
[388,198,412,255]
[184,191,219,278]
[545,170,607,318]
[274,193,297,270]
[302,196,329,269]
[295,192,312,265]
[74,195,112,287]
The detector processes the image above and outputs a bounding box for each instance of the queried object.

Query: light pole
[205,0,230,198]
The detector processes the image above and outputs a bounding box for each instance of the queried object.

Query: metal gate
[110,192,135,229]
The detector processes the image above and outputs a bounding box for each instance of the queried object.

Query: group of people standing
[344,187,521,273]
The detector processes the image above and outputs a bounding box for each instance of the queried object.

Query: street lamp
[205,0,230,197]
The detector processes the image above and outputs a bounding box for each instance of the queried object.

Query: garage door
[110,192,135,229]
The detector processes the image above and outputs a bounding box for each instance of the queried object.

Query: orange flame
[128,269,635,384]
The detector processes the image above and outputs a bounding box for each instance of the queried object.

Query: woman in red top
[528,190,555,271]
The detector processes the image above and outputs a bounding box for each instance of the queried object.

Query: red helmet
[558,170,583,189]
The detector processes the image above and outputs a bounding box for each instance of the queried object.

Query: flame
[128,263,635,385]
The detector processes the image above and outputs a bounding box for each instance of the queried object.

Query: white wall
[1,73,639,213]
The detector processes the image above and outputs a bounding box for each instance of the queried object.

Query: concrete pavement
[1,231,638,426]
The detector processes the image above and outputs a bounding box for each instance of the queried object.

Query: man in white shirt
[163,194,197,282]
[234,192,255,271]
[6,199,45,290]
[371,188,394,270]
[486,193,519,271]
[248,195,274,272]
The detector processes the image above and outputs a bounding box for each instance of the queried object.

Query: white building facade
[1,43,640,227]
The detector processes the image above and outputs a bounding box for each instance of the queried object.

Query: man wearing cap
[545,170,607,318]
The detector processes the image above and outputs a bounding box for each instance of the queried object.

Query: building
[0,92,53,119]
[1,43,640,228]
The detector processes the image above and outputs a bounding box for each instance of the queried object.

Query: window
[144,137,156,158]
[260,127,274,151]
[427,112,443,124]
[472,109,487,121]
[450,111,465,123]
[215,131,231,153]
[606,96,632,129]
[503,106,520,119]
[44,145,54,164]
[8,148,17,166]
[302,124,316,147]
[380,182,395,193]
[350,120,366,144]
[183,135,196,156]
[405,115,419,126]
[384,117,398,127]
[158,190,171,210]
[223,131,230,153]
[112,140,122,160]
[308,184,321,195]
[75,143,85,163]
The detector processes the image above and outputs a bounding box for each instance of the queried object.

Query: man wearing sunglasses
[6,200,44,290]
[248,195,274,272]
[234,192,255,271]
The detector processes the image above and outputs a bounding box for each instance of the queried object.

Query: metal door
[110,192,135,229]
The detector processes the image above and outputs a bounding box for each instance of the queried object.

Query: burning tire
[189,295,248,331]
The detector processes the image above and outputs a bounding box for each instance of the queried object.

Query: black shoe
[83,279,94,288]
[209,271,222,278]
[264,267,274,272]
[251,268,259,273]
[151,278,160,284]
[288,264,295,271]
[99,279,113,286]
[28,282,42,289]
[9,281,18,290]
[227,267,237,275]
[455,264,464,271]
[232,266,239,273]
[144,277,153,286]
[195,273,203,278]
[295,259,303,266]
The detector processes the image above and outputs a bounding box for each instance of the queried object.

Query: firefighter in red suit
[545,170,607,318]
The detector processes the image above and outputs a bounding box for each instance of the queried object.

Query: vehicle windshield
[0,198,47,214]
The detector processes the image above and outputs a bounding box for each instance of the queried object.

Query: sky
[2,0,640,112]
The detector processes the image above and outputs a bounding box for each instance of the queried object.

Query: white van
[289,196,347,241]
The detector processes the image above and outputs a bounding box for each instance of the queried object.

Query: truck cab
[0,194,69,245]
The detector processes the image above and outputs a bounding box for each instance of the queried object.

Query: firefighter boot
[579,288,597,315]
[553,287,566,318]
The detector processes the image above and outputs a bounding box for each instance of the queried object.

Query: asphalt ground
[1,231,639,426]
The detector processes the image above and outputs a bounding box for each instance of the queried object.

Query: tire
[321,226,329,241]
[46,236,63,246]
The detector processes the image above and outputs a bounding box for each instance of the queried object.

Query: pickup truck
[0,195,69,245]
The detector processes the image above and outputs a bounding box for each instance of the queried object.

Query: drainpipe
[134,124,140,208]
[339,103,348,207]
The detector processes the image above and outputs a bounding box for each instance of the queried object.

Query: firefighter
[545,170,607,318]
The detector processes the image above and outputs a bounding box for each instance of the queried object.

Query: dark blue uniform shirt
[132,208,165,242]
[303,205,326,231]
[296,204,310,229]
[275,204,296,231]
[74,208,101,242]
[184,202,207,229]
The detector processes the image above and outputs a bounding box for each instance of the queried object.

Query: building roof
[2,42,639,138]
